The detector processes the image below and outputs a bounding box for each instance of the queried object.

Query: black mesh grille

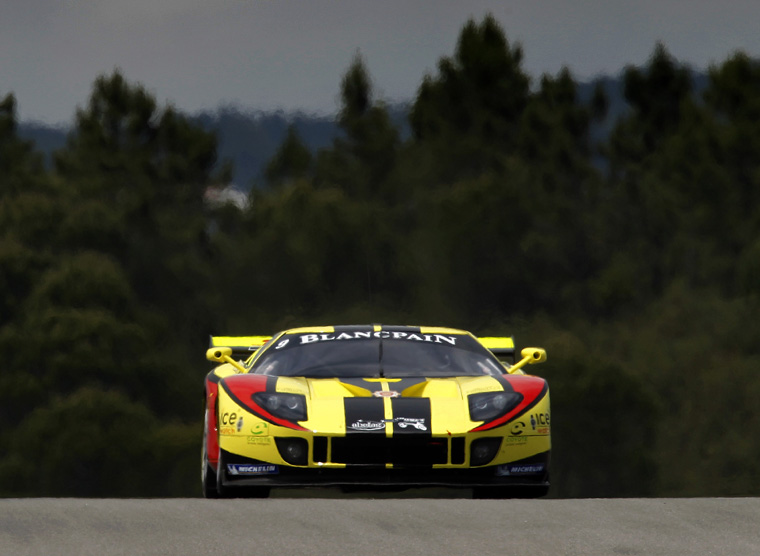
[331,435,448,465]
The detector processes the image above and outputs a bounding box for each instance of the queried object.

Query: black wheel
[202,460,219,498]
[201,408,220,498]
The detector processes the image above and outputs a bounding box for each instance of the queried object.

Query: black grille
[313,436,328,463]
[451,437,465,465]
[331,435,448,465]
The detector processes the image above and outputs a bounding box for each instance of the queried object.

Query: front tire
[201,408,219,498]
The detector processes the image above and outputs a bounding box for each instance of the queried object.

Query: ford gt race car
[202,325,550,498]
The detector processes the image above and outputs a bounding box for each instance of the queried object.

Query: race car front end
[209,358,550,498]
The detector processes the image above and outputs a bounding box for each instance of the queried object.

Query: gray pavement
[0,497,758,556]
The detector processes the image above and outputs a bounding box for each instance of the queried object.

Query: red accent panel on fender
[205,379,220,469]
[470,375,549,432]
[220,374,308,431]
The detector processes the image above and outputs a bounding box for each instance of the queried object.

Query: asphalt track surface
[1,495,758,556]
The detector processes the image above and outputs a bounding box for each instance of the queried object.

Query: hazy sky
[2,0,758,125]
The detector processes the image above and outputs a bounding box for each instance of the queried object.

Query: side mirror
[521,347,547,363]
[508,347,547,374]
[207,346,232,362]
[206,347,247,373]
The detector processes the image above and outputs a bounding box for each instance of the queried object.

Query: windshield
[249,331,505,378]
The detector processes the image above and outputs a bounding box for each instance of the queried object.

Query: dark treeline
[2,16,759,498]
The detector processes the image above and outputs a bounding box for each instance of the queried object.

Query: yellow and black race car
[202,325,550,498]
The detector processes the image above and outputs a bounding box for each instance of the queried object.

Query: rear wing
[478,336,516,364]
[208,335,272,359]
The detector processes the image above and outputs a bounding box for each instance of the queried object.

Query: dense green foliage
[2,16,759,498]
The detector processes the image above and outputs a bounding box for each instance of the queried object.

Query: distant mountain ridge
[17,74,683,190]
[17,109,345,190]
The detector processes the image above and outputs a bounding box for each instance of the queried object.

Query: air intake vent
[331,436,448,465]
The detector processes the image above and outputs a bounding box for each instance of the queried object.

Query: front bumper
[218,448,550,490]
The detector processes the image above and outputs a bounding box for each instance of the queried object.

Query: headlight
[252,393,307,421]
[468,391,523,422]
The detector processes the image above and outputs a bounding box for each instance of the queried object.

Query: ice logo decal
[348,420,386,431]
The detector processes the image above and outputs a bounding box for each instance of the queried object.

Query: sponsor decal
[219,426,236,436]
[247,436,272,445]
[221,412,238,426]
[227,463,279,476]
[345,398,384,432]
[391,398,431,433]
[504,436,528,445]
[250,422,269,436]
[394,417,427,431]
[530,413,550,431]
[508,418,549,437]
[373,390,400,398]
[349,419,386,431]
[347,417,428,431]
[295,332,457,346]
[236,417,244,432]
[495,463,545,476]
